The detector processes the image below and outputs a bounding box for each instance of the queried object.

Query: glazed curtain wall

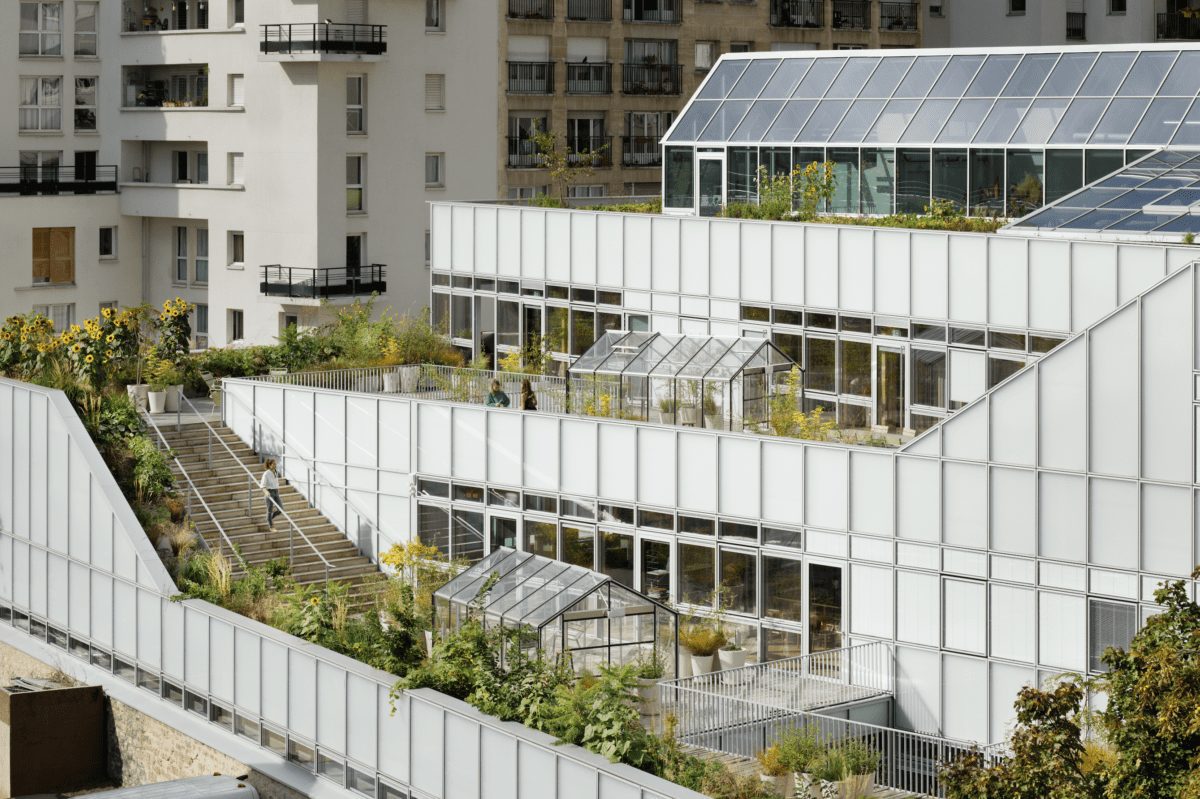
[0,379,706,799]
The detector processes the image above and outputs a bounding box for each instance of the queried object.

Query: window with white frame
[229,231,244,266]
[98,226,116,259]
[424,153,444,188]
[425,0,443,31]
[229,309,244,341]
[228,152,244,185]
[567,184,605,198]
[195,303,209,348]
[19,77,62,131]
[347,155,365,211]
[506,185,546,199]
[20,150,60,180]
[229,74,244,107]
[33,303,74,331]
[347,76,365,132]
[174,227,189,283]
[19,2,62,56]
[730,41,751,53]
[1089,599,1137,673]
[694,41,716,71]
[230,0,244,25]
[98,300,117,313]
[196,228,209,283]
[74,77,96,131]
[74,2,97,55]
[196,152,208,183]
[424,74,445,111]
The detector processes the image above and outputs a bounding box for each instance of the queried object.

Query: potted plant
[678,622,724,675]
[778,727,823,799]
[811,749,846,799]
[147,374,168,414]
[756,745,793,798]
[653,396,677,425]
[718,635,748,671]
[634,648,666,715]
[160,362,184,413]
[838,741,878,798]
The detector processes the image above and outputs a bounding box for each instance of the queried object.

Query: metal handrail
[176,393,337,584]
[139,407,248,570]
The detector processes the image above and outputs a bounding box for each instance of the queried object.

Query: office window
[175,227,189,283]
[1109,0,1126,12]
[98,226,116,259]
[19,2,62,56]
[230,0,244,25]
[19,76,62,131]
[229,231,244,265]
[33,303,74,331]
[74,1,97,55]
[347,155,365,211]
[229,74,245,107]
[424,153,444,188]
[424,74,445,112]
[1009,0,1025,13]
[1089,599,1137,673]
[196,229,209,283]
[695,41,716,71]
[347,76,365,132]
[229,309,244,341]
[31,227,74,285]
[73,77,96,131]
[425,0,444,31]
[228,152,244,185]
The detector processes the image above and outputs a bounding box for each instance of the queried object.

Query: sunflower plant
[153,297,194,365]
[0,314,60,378]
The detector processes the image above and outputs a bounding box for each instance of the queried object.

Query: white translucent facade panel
[896,570,939,647]
[1038,471,1087,562]
[761,441,802,524]
[1089,305,1139,477]
[598,425,637,502]
[638,427,676,508]
[896,456,939,542]
[1038,591,1086,671]
[1141,483,1192,577]
[524,415,560,491]
[942,654,988,744]
[481,727,518,799]
[942,402,987,462]
[895,646,940,735]
[559,421,598,498]
[418,404,452,476]
[678,433,718,514]
[1038,338,1086,472]
[990,467,1036,556]
[942,462,986,549]
[1089,478,1139,569]
[1141,267,1194,483]
[949,350,985,409]
[850,564,893,639]
[410,700,446,797]
[488,412,523,485]
[805,446,847,531]
[445,714,482,799]
[719,437,760,519]
[849,451,893,536]
[943,578,986,655]
[989,584,1036,663]
[453,409,488,483]
[989,661,1035,745]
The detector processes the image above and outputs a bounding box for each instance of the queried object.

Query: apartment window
[196,152,208,183]
[32,227,74,285]
[98,300,117,313]
[347,76,366,132]
[424,229,431,264]
[229,74,245,107]
[568,185,605,198]
[347,155,365,211]
[74,2,97,55]
[228,152,244,185]
[175,227,189,283]
[426,0,444,30]
[195,304,209,348]
[173,151,190,183]
[196,229,209,283]
[424,74,445,112]
[929,4,943,15]
[73,149,95,180]
[229,309,244,341]
[424,153,444,188]
[730,41,752,53]
[694,41,716,71]
[20,150,60,181]
[74,77,96,131]
[1109,0,1126,12]
[19,2,62,56]
[33,303,74,331]
[1008,0,1025,13]
[1089,599,1137,673]
[98,226,116,259]
[507,186,546,200]
[230,0,244,25]
[229,232,244,265]
[19,77,62,131]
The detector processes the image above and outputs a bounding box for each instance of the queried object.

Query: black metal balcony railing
[1066,11,1086,40]
[622,63,682,94]
[260,23,387,55]
[508,137,543,168]
[259,266,386,299]
[568,0,613,19]
[508,0,553,19]
[508,61,555,93]
[770,0,823,27]
[831,0,870,29]
[567,135,613,167]
[0,165,118,196]
[1156,12,1200,39]
[566,62,613,93]
[621,136,663,167]
[623,0,681,23]
[880,1,918,30]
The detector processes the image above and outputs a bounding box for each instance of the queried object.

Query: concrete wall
[924,0,1160,47]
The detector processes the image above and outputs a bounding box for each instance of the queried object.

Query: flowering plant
[153,297,193,365]
[60,306,143,390]
[0,314,59,377]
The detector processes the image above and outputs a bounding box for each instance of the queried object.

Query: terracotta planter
[690,653,715,675]
[148,390,167,414]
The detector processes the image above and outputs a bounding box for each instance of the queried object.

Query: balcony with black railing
[880,1,918,30]
[1157,11,1200,39]
[260,265,386,300]
[623,0,681,23]
[508,137,542,168]
[770,0,823,27]
[508,61,555,93]
[508,0,553,19]
[622,63,682,94]
[567,135,613,167]
[621,136,662,168]
[566,62,612,94]
[831,0,870,29]
[260,23,387,57]
[568,0,613,19]
[1066,11,1086,40]
[0,165,118,196]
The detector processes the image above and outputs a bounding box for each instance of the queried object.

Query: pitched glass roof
[664,46,1200,147]
[1009,149,1200,236]
[569,331,794,380]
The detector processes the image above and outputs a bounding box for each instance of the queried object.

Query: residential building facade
[925,0,1200,48]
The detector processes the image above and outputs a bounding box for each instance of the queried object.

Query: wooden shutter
[49,227,75,284]
[347,0,368,24]
[32,228,51,284]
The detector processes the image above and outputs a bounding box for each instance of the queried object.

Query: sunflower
[84,354,94,363]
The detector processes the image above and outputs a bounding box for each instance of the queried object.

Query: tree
[531,123,608,204]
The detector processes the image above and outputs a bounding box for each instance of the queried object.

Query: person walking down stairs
[260,458,281,532]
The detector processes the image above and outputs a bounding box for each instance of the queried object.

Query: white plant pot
[424,629,434,656]
[718,647,747,671]
[148,390,167,414]
[653,410,676,425]
[163,384,183,412]
[636,677,661,715]
[126,383,149,411]
[677,644,693,678]
[400,365,419,393]
[690,653,715,675]
[382,372,400,393]
[678,406,701,426]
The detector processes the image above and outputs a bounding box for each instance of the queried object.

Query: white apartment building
[925,0,1200,48]
[4,0,498,346]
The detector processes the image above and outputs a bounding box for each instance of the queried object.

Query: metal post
[247,474,253,519]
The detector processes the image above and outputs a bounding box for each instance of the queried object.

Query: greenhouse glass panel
[792,58,846,98]
[896,148,932,212]
[827,58,881,98]
[1130,97,1190,145]
[1158,51,1200,96]
[729,99,786,141]
[799,99,852,141]
[1039,51,1097,96]
[1170,99,1200,146]
[860,148,896,214]
[1048,98,1108,144]
[933,149,968,208]
[900,98,957,142]
[1117,51,1177,97]
[829,148,861,212]
[1099,187,1173,209]
[1107,212,1177,231]
[667,100,719,141]
[1059,208,1136,230]
[929,54,986,97]
[831,99,885,143]
[764,99,817,142]
[728,59,782,99]
[698,100,753,141]
[697,59,749,99]
[971,98,1032,144]
[1151,215,1200,233]
[894,55,949,98]
[860,56,913,98]
[727,146,758,201]
[1009,98,1069,144]
[863,99,921,143]
[965,54,1021,97]
[1089,98,1150,144]
[1045,149,1083,203]
[937,98,994,143]
[1006,149,1044,215]
[761,58,813,98]
[1078,51,1136,96]
[1001,52,1058,97]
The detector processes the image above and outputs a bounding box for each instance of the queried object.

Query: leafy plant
[768,366,839,441]
[757,744,790,777]
[127,435,173,502]
[840,740,880,776]
[153,297,193,366]
[811,748,847,783]
[530,122,609,203]
[678,622,726,656]
[776,726,824,774]
[634,647,666,679]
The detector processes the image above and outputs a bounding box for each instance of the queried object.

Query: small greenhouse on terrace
[569,331,797,432]
[433,547,679,677]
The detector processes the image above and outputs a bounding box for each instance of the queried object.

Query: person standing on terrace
[260,458,281,532]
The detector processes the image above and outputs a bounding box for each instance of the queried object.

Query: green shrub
[127,435,173,502]
[777,726,824,773]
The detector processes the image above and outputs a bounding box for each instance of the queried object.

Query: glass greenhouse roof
[1010,149,1200,235]
[569,331,794,380]
[664,46,1200,147]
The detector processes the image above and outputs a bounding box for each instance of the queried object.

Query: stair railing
[140,407,248,570]
[176,393,337,586]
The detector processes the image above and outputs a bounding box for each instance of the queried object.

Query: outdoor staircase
[158,422,382,612]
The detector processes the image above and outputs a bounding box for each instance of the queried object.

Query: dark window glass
[740,304,770,322]
[432,273,450,286]
[547,284,569,300]
[678,543,714,605]
[522,285,545,298]
[525,520,558,559]
[988,356,1024,387]
[774,308,803,326]
[763,526,802,549]
[875,325,908,338]
[487,488,521,507]
[562,526,595,568]
[764,627,803,660]
[475,278,496,292]
[720,520,758,542]
[989,331,1026,351]
[1031,334,1065,354]
[913,323,946,342]
[912,348,946,409]
[600,503,635,524]
[665,147,694,208]
[453,484,484,503]
[679,515,715,536]
[417,504,450,556]
[1046,149,1084,204]
[418,478,449,498]
[896,148,931,213]
[640,538,670,602]
[600,531,634,587]
[452,275,472,289]
[911,413,941,433]
[499,279,520,294]
[720,549,757,615]
[932,149,968,211]
[598,290,622,305]
[840,340,871,396]
[1089,599,1137,673]
[561,497,596,520]
[950,327,986,346]
[452,509,484,561]
[839,402,870,428]
[763,556,803,621]
[807,312,836,329]
[809,563,843,653]
[639,508,675,530]
[524,493,558,514]
[773,332,803,367]
[806,337,836,393]
[840,315,871,334]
